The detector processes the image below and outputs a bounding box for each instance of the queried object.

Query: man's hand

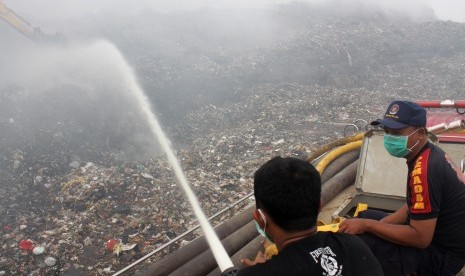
[241,251,267,267]
[339,216,436,248]
[338,218,368,235]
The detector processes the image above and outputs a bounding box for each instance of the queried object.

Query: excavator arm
[0,0,65,44]
[0,0,38,39]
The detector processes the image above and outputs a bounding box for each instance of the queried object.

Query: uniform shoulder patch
[409,148,432,214]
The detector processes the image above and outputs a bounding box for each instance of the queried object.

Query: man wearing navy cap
[338,100,465,275]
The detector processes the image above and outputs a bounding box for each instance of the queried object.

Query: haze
[6,0,465,25]
[1,0,463,162]
[1,0,465,273]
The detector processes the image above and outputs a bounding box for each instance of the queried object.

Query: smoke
[424,0,465,22]
[311,0,436,23]
[6,0,465,26]
[0,40,162,161]
[1,0,463,162]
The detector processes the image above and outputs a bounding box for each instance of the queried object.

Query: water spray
[104,41,238,275]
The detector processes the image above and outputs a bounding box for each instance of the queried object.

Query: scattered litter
[0,13,463,276]
[44,256,57,267]
[32,246,45,255]
[19,240,34,252]
[121,244,137,251]
[106,239,119,251]
[140,173,154,179]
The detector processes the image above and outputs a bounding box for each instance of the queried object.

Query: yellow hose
[315,140,363,174]
[306,133,364,162]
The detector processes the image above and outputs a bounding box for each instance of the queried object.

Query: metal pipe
[321,149,360,183]
[169,221,257,276]
[115,193,254,276]
[206,160,360,275]
[138,205,254,276]
[417,100,465,108]
[206,236,264,276]
[167,161,358,276]
[320,160,359,206]
[427,119,465,134]
[141,158,359,276]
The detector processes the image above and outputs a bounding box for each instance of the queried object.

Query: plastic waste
[19,240,34,251]
[106,239,119,251]
[45,256,56,266]
[33,246,45,255]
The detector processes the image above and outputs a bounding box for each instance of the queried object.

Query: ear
[417,127,428,139]
[253,209,265,227]
[421,127,428,136]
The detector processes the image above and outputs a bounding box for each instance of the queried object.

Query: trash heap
[0,79,383,275]
[1,4,465,274]
[1,76,461,274]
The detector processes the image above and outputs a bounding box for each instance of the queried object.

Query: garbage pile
[1,5,465,275]
[0,78,380,275]
[113,16,465,122]
[0,79,459,275]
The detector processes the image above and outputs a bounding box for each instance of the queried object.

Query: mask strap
[257,209,267,232]
[407,140,420,152]
[407,128,420,137]
[407,128,421,152]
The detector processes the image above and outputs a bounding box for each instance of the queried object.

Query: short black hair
[254,156,321,232]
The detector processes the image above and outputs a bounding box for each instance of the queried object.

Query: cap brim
[370,118,409,129]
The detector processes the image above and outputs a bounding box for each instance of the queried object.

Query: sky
[423,0,465,22]
[4,0,465,23]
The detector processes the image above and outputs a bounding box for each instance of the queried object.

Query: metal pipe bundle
[320,149,360,183]
[140,152,359,276]
[140,207,253,276]
[170,221,256,276]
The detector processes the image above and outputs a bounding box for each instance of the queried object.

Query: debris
[84,237,93,246]
[140,173,154,179]
[0,7,464,275]
[19,240,34,252]
[106,239,119,251]
[44,256,57,267]
[32,246,45,255]
[121,244,137,251]
[69,161,80,169]
[113,243,122,256]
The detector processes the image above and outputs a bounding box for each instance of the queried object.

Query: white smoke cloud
[423,0,465,22]
[0,40,163,160]
[5,0,465,23]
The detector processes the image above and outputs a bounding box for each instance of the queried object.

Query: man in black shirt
[237,157,382,276]
[339,100,465,275]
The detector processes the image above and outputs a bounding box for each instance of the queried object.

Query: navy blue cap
[371,100,426,129]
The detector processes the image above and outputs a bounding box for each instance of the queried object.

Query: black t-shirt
[407,142,465,259]
[237,232,382,276]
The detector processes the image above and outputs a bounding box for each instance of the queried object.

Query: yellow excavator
[0,0,63,42]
